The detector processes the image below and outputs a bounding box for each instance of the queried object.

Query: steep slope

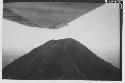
[3,2,103,29]
[2,38,121,80]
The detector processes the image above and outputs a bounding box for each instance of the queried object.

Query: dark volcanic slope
[2,38,121,80]
[3,2,103,29]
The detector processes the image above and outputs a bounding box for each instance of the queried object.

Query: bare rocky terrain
[3,2,103,29]
[2,38,121,80]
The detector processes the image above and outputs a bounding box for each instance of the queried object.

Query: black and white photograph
[2,0,122,81]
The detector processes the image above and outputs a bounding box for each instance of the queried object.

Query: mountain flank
[2,38,121,80]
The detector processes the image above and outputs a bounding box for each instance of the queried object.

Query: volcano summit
[2,38,121,80]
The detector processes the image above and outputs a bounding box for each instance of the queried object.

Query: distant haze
[2,3,120,68]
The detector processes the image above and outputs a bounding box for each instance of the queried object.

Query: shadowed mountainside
[2,38,121,80]
[3,2,103,29]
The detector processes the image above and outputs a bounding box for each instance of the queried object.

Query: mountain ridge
[2,38,121,80]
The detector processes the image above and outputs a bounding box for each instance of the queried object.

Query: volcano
[2,38,121,80]
[3,2,103,29]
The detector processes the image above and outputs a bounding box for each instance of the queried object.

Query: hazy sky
[2,3,120,68]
